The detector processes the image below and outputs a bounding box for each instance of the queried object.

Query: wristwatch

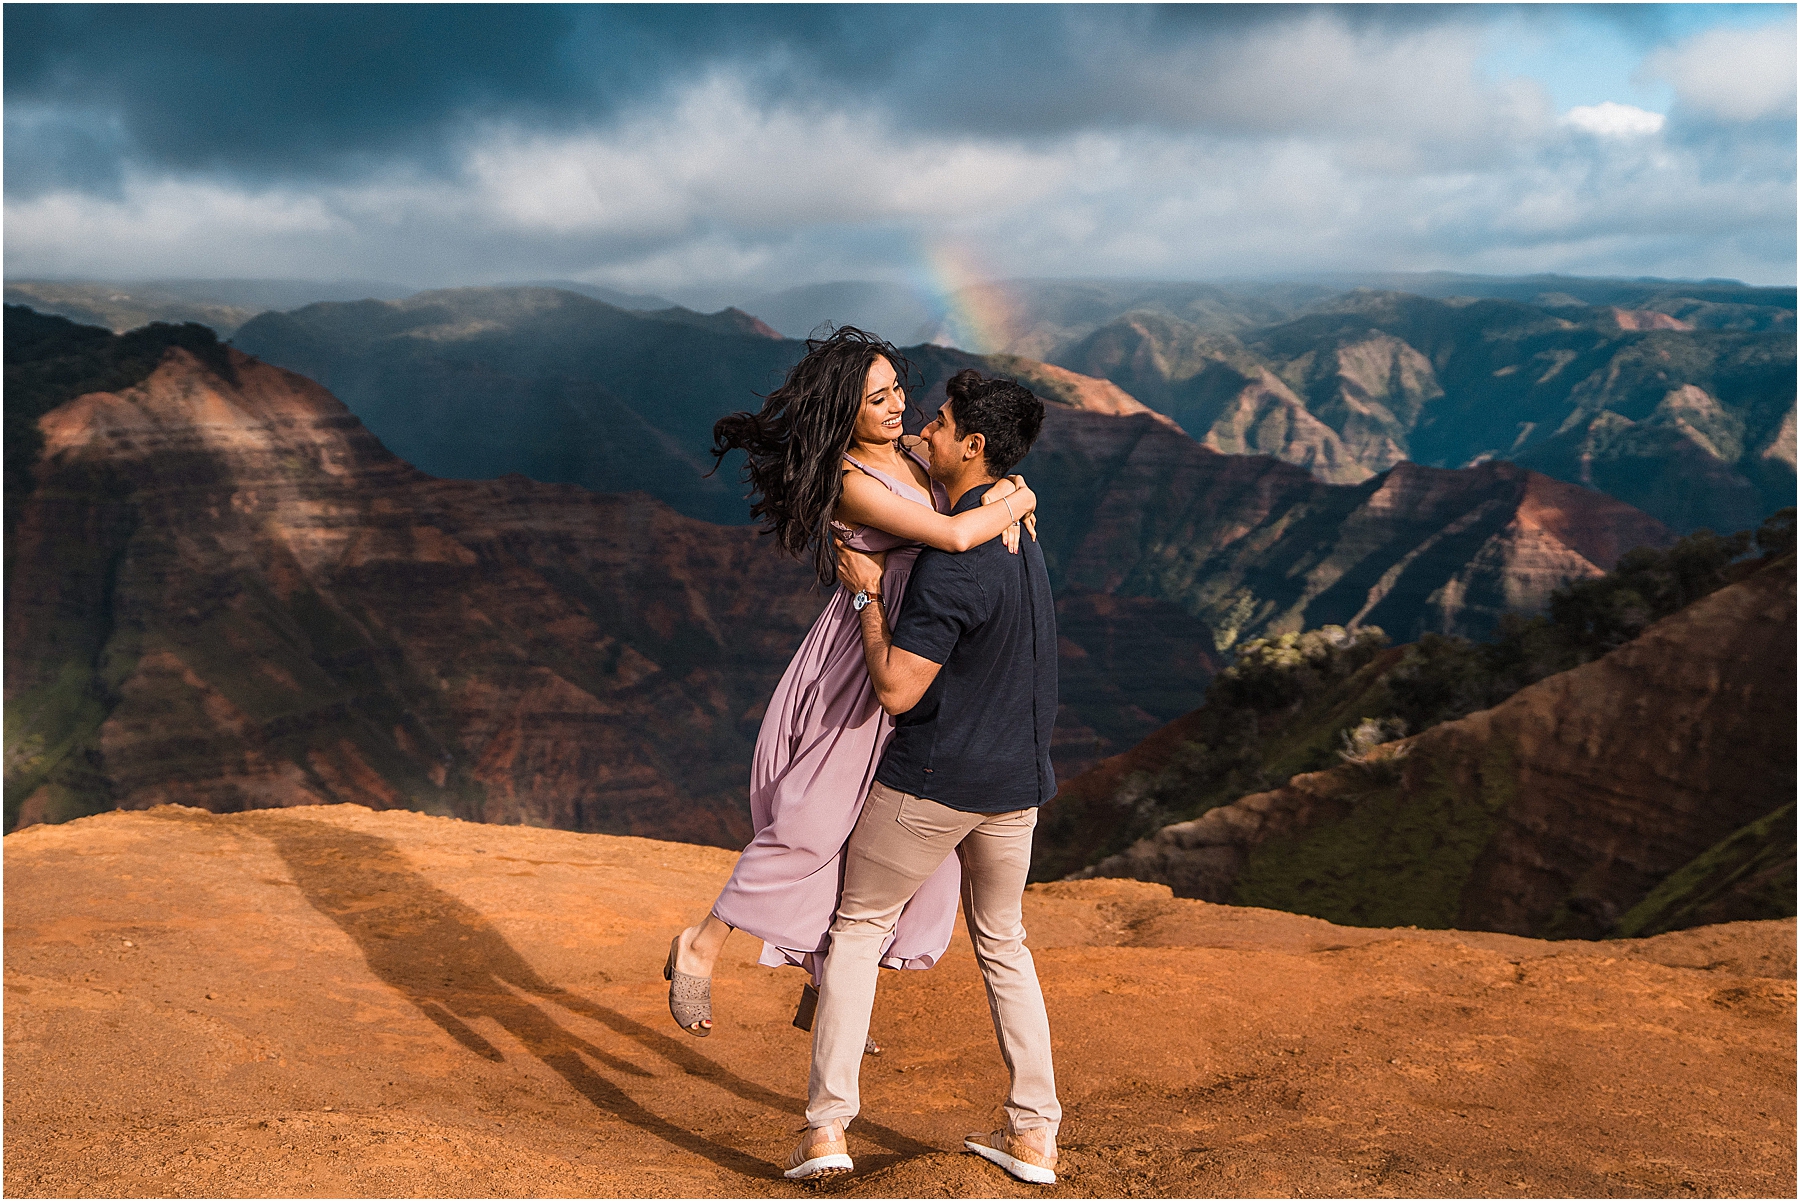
[853,589,882,612]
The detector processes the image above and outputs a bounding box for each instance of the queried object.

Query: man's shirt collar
[950,480,997,515]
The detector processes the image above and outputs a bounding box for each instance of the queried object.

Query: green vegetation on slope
[1231,739,1519,928]
[1032,625,1402,880]
[1037,511,1796,885]
[1384,510,1795,732]
[1610,803,1798,938]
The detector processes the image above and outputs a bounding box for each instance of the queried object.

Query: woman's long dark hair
[712,325,913,587]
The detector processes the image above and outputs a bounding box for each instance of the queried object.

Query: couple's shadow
[244,814,934,1181]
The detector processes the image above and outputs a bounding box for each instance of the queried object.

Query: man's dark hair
[943,369,1045,477]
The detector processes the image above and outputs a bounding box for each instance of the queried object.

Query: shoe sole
[784,1153,853,1180]
[964,1140,1056,1185]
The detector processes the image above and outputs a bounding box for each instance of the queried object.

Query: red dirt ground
[4,804,1793,1197]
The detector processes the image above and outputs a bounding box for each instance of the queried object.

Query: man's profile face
[921,400,973,482]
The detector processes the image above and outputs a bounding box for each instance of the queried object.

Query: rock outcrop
[1079,557,1797,939]
[1611,307,1694,332]
[1052,311,1372,483]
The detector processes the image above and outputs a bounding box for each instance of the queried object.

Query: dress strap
[841,452,885,483]
[841,448,940,510]
[842,451,923,496]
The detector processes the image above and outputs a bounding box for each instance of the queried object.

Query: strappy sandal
[964,1128,1057,1185]
[784,1123,853,1180]
[664,936,711,1037]
[793,983,882,1055]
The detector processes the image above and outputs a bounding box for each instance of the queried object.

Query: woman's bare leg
[674,913,733,979]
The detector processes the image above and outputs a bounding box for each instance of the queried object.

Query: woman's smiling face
[852,355,907,445]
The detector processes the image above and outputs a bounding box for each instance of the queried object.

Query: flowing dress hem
[754,939,947,975]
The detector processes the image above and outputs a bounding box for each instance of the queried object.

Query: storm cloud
[5,3,1793,295]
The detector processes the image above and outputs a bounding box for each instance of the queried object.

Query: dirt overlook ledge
[5,804,1793,1198]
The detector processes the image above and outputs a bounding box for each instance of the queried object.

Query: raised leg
[675,912,732,977]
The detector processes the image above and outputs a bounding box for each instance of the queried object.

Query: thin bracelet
[1002,496,1016,521]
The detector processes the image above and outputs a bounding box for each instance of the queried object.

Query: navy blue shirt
[874,483,1058,812]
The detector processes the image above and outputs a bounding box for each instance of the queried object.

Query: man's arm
[837,543,942,715]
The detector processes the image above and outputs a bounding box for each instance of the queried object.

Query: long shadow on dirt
[249,814,935,1180]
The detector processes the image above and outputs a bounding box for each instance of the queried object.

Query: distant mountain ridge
[1051,290,1794,534]
[233,286,799,527]
[786,274,1790,534]
[23,272,1790,536]
[513,279,675,310]
[920,273,1794,356]
[230,285,1676,652]
[8,308,1674,836]
[736,280,945,343]
[3,278,416,337]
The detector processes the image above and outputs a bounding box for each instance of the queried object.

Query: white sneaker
[784,1126,853,1180]
[964,1128,1057,1185]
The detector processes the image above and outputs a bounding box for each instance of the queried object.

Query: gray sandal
[664,936,712,1037]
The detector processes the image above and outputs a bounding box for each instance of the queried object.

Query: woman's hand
[981,475,1038,552]
[982,482,1022,553]
[1003,475,1037,515]
[1005,475,1039,543]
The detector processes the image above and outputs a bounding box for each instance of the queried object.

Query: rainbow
[904,238,1019,354]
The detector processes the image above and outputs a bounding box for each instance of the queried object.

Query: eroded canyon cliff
[1051,290,1795,534]
[1071,555,1797,939]
[5,322,824,841]
[2,314,1217,830]
[7,308,1682,839]
[1022,408,1672,648]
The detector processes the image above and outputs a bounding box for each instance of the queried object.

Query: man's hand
[837,542,886,594]
[837,539,941,714]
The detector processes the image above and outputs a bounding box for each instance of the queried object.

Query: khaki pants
[806,780,1061,1137]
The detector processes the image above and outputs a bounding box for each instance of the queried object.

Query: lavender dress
[710,449,963,979]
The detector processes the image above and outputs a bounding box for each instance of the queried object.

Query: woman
[664,326,1038,1039]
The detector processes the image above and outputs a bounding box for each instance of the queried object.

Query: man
[784,369,1061,1186]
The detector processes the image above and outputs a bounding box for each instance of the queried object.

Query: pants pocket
[893,793,966,841]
